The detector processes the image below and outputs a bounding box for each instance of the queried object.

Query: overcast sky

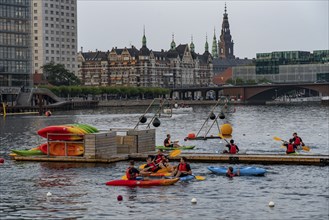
[77,0,328,59]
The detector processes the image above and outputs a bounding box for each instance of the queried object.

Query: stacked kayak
[207,166,266,176]
[11,149,44,156]
[106,178,179,186]
[37,124,98,141]
[39,143,84,156]
[155,146,195,150]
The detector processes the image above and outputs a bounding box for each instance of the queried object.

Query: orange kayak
[39,143,84,156]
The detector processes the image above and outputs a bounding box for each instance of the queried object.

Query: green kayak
[155,146,195,150]
[12,149,45,156]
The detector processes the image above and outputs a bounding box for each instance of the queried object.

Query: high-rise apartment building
[32,0,77,76]
[0,0,32,87]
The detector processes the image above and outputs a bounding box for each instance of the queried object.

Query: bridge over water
[170,83,329,104]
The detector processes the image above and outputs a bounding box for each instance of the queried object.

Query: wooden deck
[12,152,329,166]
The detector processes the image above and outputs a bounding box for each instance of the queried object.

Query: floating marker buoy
[187,133,196,139]
[47,192,52,197]
[318,134,321,136]
[191,198,197,204]
[269,201,275,207]
[184,138,187,141]
[243,134,246,136]
[152,117,161,127]
[267,133,270,136]
[117,195,123,201]
[0,158,4,164]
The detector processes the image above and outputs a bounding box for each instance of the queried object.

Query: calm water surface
[0,105,328,219]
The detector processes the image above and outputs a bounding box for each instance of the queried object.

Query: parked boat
[163,107,193,114]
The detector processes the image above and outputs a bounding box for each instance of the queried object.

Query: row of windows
[47,0,75,4]
[43,49,76,56]
[34,9,75,18]
[0,5,29,19]
[0,46,29,60]
[35,43,75,49]
[0,60,29,73]
[0,18,29,32]
[33,29,76,36]
[0,33,29,46]
[43,36,75,43]
[0,0,30,6]
[42,16,75,24]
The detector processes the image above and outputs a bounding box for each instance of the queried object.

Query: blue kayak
[179,175,195,181]
[207,166,266,176]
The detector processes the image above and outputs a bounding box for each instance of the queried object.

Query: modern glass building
[0,0,32,87]
[233,50,329,83]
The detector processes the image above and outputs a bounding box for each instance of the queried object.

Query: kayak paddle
[273,136,310,152]
[169,149,181,157]
[193,175,206,181]
[218,133,230,144]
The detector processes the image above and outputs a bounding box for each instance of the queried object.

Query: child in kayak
[142,156,161,173]
[153,149,169,169]
[292,132,305,149]
[126,160,140,180]
[223,139,240,154]
[283,139,296,154]
[172,156,192,177]
[226,166,240,178]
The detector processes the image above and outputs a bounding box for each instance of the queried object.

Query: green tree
[42,62,80,86]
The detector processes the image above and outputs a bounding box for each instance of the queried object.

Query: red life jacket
[147,162,157,172]
[178,163,188,172]
[226,170,235,177]
[286,144,295,153]
[294,137,301,145]
[155,154,164,164]
[126,167,137,180]
[230,144,237,154]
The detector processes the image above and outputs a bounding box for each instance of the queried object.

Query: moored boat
[207,166,266,176]
[163,107,193,114]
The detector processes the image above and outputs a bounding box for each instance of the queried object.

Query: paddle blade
[273,136,283,142]
[194,175,206,181]
[302,146,310,152]
[169,149,181,157]
[139,164,146,170]
[121,175,128,180]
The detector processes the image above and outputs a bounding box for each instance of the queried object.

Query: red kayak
[37,125,86,141]
[106,178,179,186]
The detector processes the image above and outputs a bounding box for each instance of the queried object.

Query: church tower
[212,28,218,58]
[218,3,235,59]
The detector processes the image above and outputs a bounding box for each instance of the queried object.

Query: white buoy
[47,192,52,197]
[269,201,275,207]
[191,198,197,204]
[318,134,321,136]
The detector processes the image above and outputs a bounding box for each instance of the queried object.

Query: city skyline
[77,0,328,59]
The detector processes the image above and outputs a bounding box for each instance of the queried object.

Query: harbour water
[0,105,328,219]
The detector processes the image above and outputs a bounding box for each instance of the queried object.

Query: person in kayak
[142,156,161,173]
[126,160,140,180]
[164,134,180,148]
[226,166,240,178]
[223,139,240,154]
[172,156,192,177]
[153,149,168,169]
[292,132,305,149]
[283,139,296,154]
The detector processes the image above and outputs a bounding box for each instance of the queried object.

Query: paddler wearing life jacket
[126,160,140,180]
[292,132,304,149]
[223,139,240,154]
[226,166,240,178]
[142,157,160,173]
[283,139,296,154]
[153,149,168,169]
[172,156,192,178]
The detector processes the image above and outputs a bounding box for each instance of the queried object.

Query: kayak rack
[186,97,234,140]
[45,133,85,156]
[134,98,172,130]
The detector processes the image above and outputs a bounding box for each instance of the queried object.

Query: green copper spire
[170,33,176,50]
[212,28,218,58]
[190,35,195,53]
[205,34,209,52]
[142,25,147,47]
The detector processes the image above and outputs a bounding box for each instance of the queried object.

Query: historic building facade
[77,33,213,88]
